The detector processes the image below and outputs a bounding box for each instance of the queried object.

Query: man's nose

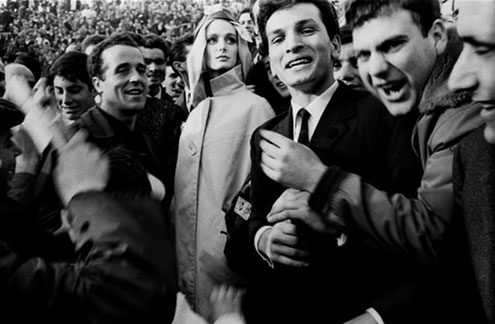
[285,31,304,53]
[367,52,389,78]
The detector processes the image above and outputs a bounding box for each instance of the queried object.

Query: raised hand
[54,130,109,206]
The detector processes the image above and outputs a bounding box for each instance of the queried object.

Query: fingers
[260,129,292,148]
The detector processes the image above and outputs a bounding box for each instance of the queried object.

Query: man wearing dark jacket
[0,99,177,323]
[255,0,485,323]
[236,0,427,323]
[449,2,495,323]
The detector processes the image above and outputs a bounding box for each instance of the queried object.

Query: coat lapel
[272,108,294,139]
[311,82,356,151]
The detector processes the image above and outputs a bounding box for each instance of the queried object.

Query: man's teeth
[381,82,403,95]
[288,58,310,68]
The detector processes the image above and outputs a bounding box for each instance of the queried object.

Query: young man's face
[163,65,184,100]
[333,42,364,90]
[142,47,166,90]
[239,12,256,39]
[265,3,340,96]
[93,45,148,117]
[263,55,290,98]
[448,1,495,143]
[353,9,439,116]
[54,76,95,126]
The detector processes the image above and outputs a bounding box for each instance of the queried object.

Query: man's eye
[301,27,315,35]
[474,46,495,56]
[356,51,370,62]
[333,60,342,70]
[270,36,283,45]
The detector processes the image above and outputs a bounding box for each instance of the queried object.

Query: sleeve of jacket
[309,145,454,263]
[0,191,177,324]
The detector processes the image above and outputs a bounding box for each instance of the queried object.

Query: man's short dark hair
[49,51,93,90]
[345,0,441,36]
[167,33,194,65]
[238,7,254,21]
[87,32,140,79]
[257,0,340,50]
[81,34,106,53]
[144,33,169,58]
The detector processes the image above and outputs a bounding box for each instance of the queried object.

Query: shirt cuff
[367,307,385,324]
[254,225,274,268]
[214,313,245,324]
[337,233,347,246]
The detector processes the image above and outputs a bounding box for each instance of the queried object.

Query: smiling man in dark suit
[235,0,431,323]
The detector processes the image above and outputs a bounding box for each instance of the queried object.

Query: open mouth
[286,57,312,69]
[377,79,407,101]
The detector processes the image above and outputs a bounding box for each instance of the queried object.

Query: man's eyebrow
[376,35,408,52]
[462,36,495,48]
[267,18,317,37]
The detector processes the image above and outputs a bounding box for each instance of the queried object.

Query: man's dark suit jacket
[241,82,428,324]
[453,126,495,324]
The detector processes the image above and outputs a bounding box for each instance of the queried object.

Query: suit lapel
[311,82,356,151]
[272,108,294,139]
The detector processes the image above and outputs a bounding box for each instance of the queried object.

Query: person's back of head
[14,51,41,82]
[257,0,340,49]
[81,34,106,56]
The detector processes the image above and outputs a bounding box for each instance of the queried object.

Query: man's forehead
[352,10,418,49]
[101,44,144,65]
[266,3,322,33]
[456,1,495,41]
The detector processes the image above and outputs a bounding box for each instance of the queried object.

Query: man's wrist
[306,163,328,193]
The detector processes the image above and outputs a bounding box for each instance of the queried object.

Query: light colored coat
[172,66,274,320]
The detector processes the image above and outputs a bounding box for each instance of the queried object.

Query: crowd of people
[0,0,493,324]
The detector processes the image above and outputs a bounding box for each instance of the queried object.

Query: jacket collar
[209,65,246,96]
[420,28,472,114]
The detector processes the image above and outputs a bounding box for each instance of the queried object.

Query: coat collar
[420,28,472,114]
[209,65,246,96]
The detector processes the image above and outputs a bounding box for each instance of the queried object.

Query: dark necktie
[297,108,311,145]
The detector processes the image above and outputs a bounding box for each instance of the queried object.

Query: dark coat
[30,107,163,256]
[0,192,177,324]
[242,82,424,324]
[453,126,495,324]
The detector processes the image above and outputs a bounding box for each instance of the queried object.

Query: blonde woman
[171,8,274,322]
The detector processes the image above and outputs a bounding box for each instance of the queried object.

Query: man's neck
[289,78,336,107]
[99,104,137,130]
[148,84,161,97]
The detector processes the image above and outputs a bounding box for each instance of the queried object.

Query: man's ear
[330,34,342,60]
[92,76,102,94]
[429,19,448,55]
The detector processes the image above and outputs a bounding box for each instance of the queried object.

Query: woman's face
[205,19,238,78]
